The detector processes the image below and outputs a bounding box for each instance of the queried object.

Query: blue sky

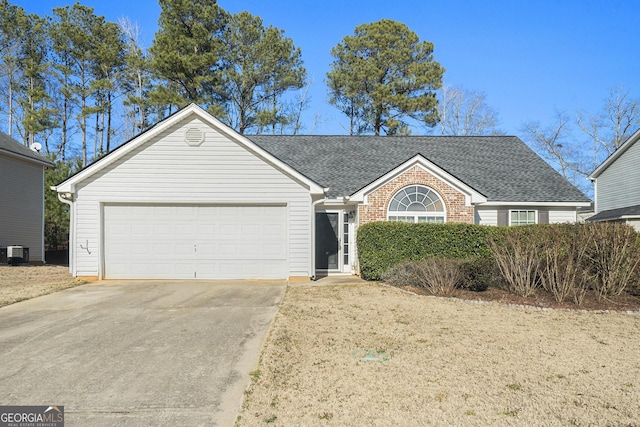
[12,0,640,137]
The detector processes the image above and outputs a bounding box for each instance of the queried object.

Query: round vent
[184,127,204,146]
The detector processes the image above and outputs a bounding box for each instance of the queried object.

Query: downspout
[41,169,46,264]
[55,191,75,276]
[310,189,329,280]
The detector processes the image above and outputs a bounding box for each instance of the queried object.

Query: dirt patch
[0,265,85,307]
[237,282,640,426]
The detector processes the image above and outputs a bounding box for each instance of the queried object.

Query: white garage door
[103,205,287,279]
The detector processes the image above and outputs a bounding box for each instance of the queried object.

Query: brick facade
[358,166,474,225]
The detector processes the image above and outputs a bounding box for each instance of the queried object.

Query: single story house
[588,128,640,230]
[53,104,591,281]
[0,132,54,264]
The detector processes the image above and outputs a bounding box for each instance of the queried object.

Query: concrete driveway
[0,280,286,426]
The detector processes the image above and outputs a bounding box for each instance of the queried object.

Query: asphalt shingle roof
[247,135,591,203]
[589,204,640,222]
[0,131,53,166]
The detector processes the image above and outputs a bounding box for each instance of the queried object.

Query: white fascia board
[318,198,358,208]
[478,201,592,208]
[349,155,487,205]
[54,104,324,195]
[588,128,640,180]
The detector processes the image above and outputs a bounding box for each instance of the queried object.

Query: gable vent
[184,127,204,146]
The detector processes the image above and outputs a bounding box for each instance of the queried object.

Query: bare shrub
[382,262,423,288]
[490,227,540,297]
[416,258,463,296]
[383,258,462,296]
[585,223,640,300]
[538,225,591,305]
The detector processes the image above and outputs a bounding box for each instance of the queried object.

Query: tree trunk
[106,91,112,152]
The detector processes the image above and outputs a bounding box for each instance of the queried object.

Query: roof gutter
[477,201,592,207]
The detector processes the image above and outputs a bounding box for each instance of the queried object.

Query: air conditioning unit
[7,245,24,265]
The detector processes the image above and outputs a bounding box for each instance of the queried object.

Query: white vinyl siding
[626,219,640,232]
[475,206,578,226]
[595,140,640,212]
[72,117,312,278]
[474,208,498,226]
[0,155,45,262]
[548,209,577,223]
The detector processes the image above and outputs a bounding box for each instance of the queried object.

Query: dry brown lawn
[0,265,84,307]
[2,268,639,425]
[237,281,640,427]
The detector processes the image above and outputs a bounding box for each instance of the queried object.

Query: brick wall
[358,166,474,225]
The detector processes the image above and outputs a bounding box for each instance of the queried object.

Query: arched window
[387,185,446,223]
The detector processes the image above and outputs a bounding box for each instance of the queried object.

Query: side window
[510,210,536,226]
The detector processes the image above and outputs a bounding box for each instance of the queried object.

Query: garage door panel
[104,205,287,279]
[264,242,286,257]
[131,243,151,256]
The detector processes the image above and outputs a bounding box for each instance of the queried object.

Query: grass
[236,282,640,426]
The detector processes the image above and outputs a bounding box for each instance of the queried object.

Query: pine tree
[327,19,444,135]
[149,0,228,116]
[221,11,306,134]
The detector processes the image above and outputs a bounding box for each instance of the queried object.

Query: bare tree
[577,86,640,162]
[438,84,501,135]
[520,87,640,196]
[521,111,579,179]
[284,79,312,135]
[118,16,152,138]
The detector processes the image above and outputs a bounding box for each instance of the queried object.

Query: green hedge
[357,222,499,281]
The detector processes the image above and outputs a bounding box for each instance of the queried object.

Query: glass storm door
[315,212,339,270]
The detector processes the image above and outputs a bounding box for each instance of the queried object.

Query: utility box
[7,246,28,265]
[0,247,6,264]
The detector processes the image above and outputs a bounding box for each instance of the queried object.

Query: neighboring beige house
[0,132,53,264]
[53,104,590,281]
[588,128,640,230]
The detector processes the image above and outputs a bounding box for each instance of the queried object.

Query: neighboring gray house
[53,104,590,281]
[0,132,54,263]
[588,128,640,230]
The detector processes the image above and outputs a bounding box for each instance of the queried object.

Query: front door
[315,212,339,270]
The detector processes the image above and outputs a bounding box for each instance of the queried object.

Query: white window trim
[387,185,447,224]
[509,209,537,226]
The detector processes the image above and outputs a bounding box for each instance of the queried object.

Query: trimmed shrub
[364,221,640,303]
[459,256,496,292]
[357,222,497,281]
